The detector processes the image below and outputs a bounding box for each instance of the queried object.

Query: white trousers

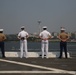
[20,40,28,58]
[41,40,49,58]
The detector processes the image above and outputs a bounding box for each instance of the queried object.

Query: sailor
[39,26,51,58]
[58,27,69,58]
[0,29,6,58]
[18,26,29,58]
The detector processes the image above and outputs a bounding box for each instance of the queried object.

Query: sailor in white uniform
[18,26,29,58]
[39,26,51,58]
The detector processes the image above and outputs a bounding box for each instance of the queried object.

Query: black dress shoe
[2,56,6,58]
[58,57,62,59]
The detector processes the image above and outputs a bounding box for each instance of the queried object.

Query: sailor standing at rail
[18,26,29,58]
[39,26,51,58]
[0,29,6,58]
[58,27,69,58]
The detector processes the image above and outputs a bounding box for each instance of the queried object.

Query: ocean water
[5,41,76,52]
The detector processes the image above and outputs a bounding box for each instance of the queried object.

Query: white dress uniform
[39,28,51,58]
[18,30,29,58]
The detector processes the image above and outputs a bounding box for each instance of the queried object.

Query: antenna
[37,20,41,34]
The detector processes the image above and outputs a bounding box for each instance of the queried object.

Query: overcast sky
[0,0,76,34]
